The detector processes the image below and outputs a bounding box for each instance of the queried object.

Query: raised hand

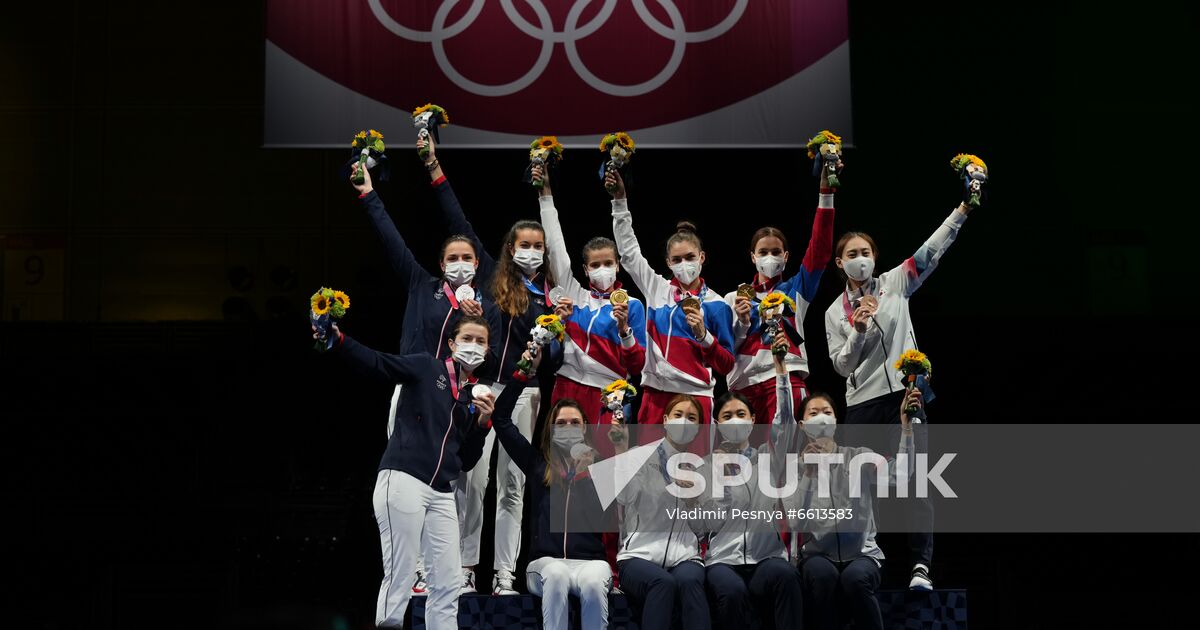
[605,169,626,199]
[900,386,923,429]
[350,162,373,195]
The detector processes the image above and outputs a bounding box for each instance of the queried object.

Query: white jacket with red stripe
[824,207,968,406]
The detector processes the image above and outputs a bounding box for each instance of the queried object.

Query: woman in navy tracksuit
[317,315,496,629]
[489,346,615,629]
[351,162,504,593]
[419,136,556,595]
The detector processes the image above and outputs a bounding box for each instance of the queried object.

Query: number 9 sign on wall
[265,0,851,147]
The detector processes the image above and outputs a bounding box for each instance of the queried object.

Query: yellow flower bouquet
[599,132,636,193]
[950,153,988,208]
[349,129,386,186]
[602,378,638,424]
[526,136,564,189]
[310,287,351,351]
[894,349,931,413]
[516,314,567,376]
[807,129,843,188]
[413,103,450,160]
[759,291,796,356]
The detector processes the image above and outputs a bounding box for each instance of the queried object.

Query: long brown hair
[539,398,591,486]
[492,220,555,317]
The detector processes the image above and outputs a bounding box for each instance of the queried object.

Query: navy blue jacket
[434,179,553,386]
[334,333,489,492]
[361,190,503,379]
[491,377,611,562]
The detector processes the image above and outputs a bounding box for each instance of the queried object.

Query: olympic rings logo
[367,0,748,97]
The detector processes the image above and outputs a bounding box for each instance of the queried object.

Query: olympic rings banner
[264,0,852,148]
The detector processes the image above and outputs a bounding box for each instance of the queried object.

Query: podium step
[410,589,967,629]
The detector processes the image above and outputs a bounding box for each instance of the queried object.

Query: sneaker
[461,568,477,596]
[909,564,933,591]
[492,569,519,596]
[411,569,428,596]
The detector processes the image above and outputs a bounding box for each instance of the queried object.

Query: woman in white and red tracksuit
[723,162,837,424]
[535,164,647,426]
[823,185,979,591]
[420,137,555,596]
[607,170,736,424]
[316,315,495,630]
[491,348,616,630]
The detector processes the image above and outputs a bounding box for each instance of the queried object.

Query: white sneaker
[411,569,428,596]
[492,569,519,596]
[909,564,933,591]
[461,568,477,596]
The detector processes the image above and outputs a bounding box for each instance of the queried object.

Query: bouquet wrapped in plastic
[515,314,566,377]
[412,103,450,160]
[525,136,564,189]
[894,349,931,415]
[950,153,988,208]
[310,287,350,351]
[598,132,635,193]
[346,129,387,185]
[806,130,843,188]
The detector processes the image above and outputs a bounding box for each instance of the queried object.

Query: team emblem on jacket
[436,375,447,390]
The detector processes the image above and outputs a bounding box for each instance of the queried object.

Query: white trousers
[526,556,613,630]
[388,384,429,576]
[373,469,460,629]
[456,384,538,570]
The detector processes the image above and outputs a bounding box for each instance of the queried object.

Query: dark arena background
[4,1,1199,629]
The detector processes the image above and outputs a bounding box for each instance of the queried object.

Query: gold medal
[737,283,755,300]
[609,289,628,305]
[680,296,700,310]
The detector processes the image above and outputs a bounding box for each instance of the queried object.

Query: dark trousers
[801,555,882,630]
[618,558,709,630]
[844,390,935,569]
[706,558,803,630]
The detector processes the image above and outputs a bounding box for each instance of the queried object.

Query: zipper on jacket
[583,308,602,354]
[435,308,454,359]
[428,401,457,486]
[497,318,515,383]
[563,478,573,558]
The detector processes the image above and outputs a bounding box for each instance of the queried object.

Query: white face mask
[803,413,837,440]
[587,266,617,290]
[670,260,702,285]
[552,425,585,451]
[755,254,785,279]
[444,261,475,287]
[512,248,544,274]
[664,418,699,444]
[452,342,486,370]
[842,256,875,282]
[717,418,753,445]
